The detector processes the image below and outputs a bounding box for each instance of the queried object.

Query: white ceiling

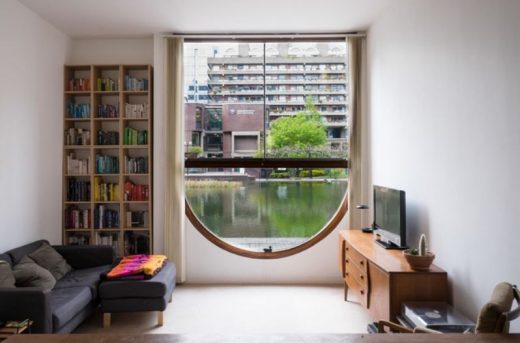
[18,0,393,38]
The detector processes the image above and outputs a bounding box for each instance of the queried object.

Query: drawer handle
[346,247,349,251]
[345,259,349,264]
[345,272,349,276]
[360,275,364,280]
[359,260,364,266]
[360,290,364,295]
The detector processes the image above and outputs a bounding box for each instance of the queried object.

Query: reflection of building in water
[231,187,261,228]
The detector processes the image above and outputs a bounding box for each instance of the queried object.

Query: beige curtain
[164,37,186,282]
[347,36,369,229]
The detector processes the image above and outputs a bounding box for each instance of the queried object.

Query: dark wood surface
[339,230,449,321]
[5,333,520,343]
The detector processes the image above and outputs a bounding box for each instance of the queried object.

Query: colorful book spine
[124,75,148,91]
[97,104,119,118]
[124,156,148,174]
[95,155,119,174]
[64,206,91,229]
[65,128,90,145]
[93,177,119,201]
[94,205,119,229]
[66,178,90,201]
[124,127,147,145]
[68,78,90,91]
[124,103,149,118]
[66,153,90,175]
[123,181,149,201]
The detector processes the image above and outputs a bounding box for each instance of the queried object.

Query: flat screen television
[373,185,407,249]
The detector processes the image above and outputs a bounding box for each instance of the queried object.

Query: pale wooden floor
[76,285,372,334]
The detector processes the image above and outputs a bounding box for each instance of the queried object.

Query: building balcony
[219,90,265,95]
[266,100,347,106]
[208,69,264,75]
[208,79,264,85]
[264,69,346,75]
[265,79,347,85]
[323,121,347,127]
[265,90,345,95]
[208,56,347,64]
[327,137,348,142]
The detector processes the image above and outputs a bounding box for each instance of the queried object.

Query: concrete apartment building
[185,42,348,158]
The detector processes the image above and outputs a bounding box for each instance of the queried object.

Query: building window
[183,40,349,258]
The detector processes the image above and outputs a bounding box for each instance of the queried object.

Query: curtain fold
[347,36,369,230]
[164,37,186,282]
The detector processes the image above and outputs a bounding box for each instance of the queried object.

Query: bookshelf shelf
[63,64,153,257]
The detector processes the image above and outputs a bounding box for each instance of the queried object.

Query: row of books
[97,77,118,91]
[67,101,90,118]
[98,104,119,118]
[94,205,119,229]
[66,153,90,175]
[95,154,119,174]
[97,130,119,145]
[94,177,119,201]
[65,128,90,145]
[124,232,150,255]
[67,234,89,246]
[68,78,90,92]
[124,156,148,174]
[124,127,148,145]
[125,103,149,118]
[67,178,90,202]
[125,75,149,91]
[96,233,119,250]
[64,206,91,229]
[124,181,149,201]
[126,211,148,227]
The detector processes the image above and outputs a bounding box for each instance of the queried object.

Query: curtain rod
[162,32,365,39]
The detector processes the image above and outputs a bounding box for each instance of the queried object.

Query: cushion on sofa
[50,287,91,330]
[13,256,56,290]
[99,262,175,299]
[0,254,12,267]
[29,243,72,280]
[6,240,48,265]
[0,260,15,288]
[54,265,111,298]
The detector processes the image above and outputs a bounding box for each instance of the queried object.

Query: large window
[184,40,349,258]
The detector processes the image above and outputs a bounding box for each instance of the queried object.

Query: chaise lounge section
[0,240,115,333]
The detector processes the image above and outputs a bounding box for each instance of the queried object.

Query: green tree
[268,97,327,157]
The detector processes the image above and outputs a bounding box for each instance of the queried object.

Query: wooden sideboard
[339,230,449,321]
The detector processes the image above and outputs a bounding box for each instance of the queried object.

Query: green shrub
[299,169,327,177]
[270,172,290,179]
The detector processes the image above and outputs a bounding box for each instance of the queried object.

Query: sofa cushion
[13,256,56,290]
[99,261,175,299]
[54,264,111,298]
[29,243,72,281]
[50,286,91,331]
[0,253,12,267]
[0,260,15,288]
[7,240,48,265]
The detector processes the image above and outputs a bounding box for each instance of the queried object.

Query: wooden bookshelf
[63,65,153,256]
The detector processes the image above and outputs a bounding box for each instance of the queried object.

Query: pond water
[186,180,348,242]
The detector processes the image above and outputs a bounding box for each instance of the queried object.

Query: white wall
[68,38,153,65]
[0,0,69,252]
[368,0,520,331]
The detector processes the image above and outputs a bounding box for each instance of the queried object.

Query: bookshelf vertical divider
[63,64,153,256]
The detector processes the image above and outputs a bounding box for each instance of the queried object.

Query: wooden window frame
[185,157,349,259]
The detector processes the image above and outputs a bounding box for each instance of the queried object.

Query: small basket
[403,250,435,271]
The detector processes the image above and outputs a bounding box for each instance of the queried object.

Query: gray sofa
[0,240,115,333]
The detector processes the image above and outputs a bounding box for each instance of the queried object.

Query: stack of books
[0,319,33,338]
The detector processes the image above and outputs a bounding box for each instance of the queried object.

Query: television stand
[375,239,408,250]
[338,229,448,321]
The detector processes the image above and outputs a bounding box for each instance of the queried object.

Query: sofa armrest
[0,288,52,333]
[53,245,115,269]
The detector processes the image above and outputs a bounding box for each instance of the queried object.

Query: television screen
[373,185,406,248]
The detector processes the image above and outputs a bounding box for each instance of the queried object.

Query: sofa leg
[158,311,164,326]
[103,313,111,329]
